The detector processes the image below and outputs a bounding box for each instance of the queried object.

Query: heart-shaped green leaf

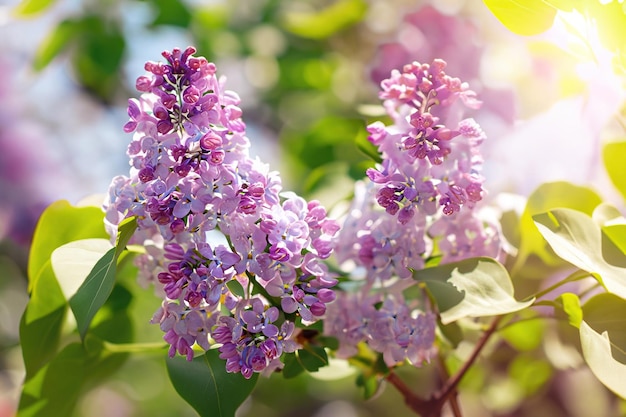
[514,182,601,273]
[534,208,626,298]
[418,257,533,324]
[166,349,258,417]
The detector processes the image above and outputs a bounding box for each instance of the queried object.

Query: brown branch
[385,315,504,417]
[385,371,430,414]
[437,315,503,404]
[437,354,462,417]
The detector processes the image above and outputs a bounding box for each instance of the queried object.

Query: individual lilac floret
[103,47,339,378]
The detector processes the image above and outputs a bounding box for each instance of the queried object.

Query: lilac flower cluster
[325,59,502,368]
[367,59,484,221]
[104,47,339,378]
[324,282,436,367]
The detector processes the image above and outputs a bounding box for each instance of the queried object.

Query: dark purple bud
[170,218,186,234]
[316,288,335,303]
[213,327,233,344]
[237,196,257,215]
[199,131,222,150]
[293,286,305,303]
[157,119,174,134]
[123,121,137,133]
[174,161,192,177]
[136,75,152,92]
[248,183,265,198]
[154,104,169,120]
[181,46,196,62]
[269,245,290,262]
[310,302,326,317]
[138,166,155,183]
[164,243,185,260]
[183,85,200,104]
[466,182,482,202]
[398,206,415,224]
[208,150,225,165]
[260,339,278,360]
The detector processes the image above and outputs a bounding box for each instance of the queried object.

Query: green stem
[524,269,590,302]
[102,341,168,354]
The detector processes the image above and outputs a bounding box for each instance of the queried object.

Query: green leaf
[355,126,382,163]
[28,200,108,292]
[282,0,367,39]
[226,279,245,298]
[355,371,381,400]
[592,203,626,259]
[500,311,545,351]
[114,216,138,258]
[298,345,329,372]
[282,345,329,378]
[51,238,113,300]
[18,343,87,417]
[69,248,116,340]
[18,341,128,417]
[20,201,106,377]
[533,208,626,298]
[438,320,463,348]
[32,19,81,71]
[71,17,125,102]
[582,293,626,364]
[13,0,57,16]
[418,257,533,324]
[19,262,67,378]
[69,217,136,340]
[579,321,626,399]
[150,0,192,27]
[166,349,258,417]
[282,352,306,379]
[483,0,557,36]
[508,355,552,396]
[603,141,626,201]
[422,279,464,313]
[514,182,602,272]
[89,284,134,344]
[555,292,582,328]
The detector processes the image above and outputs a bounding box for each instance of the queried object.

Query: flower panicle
[104,47,340,379]
[328,60,503,363]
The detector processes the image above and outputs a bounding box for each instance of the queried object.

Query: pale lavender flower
[324,285,436,367]
[331,58,504,365]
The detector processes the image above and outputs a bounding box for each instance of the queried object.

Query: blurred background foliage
[3,0,626,416]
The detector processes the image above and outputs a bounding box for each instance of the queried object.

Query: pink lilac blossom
[103,47,339,378]
[370,5,516,126]
[326,59,503,368]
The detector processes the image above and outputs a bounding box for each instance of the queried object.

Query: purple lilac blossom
[103,47,339,378]
[327,59,503,368]
[370,5,516,126]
